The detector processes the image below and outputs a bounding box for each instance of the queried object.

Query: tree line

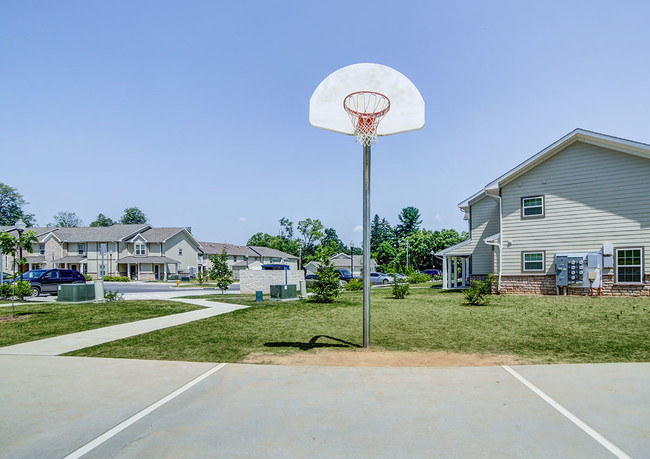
[247,206,468,272]
[0,182,148,227]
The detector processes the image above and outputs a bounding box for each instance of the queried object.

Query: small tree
[208,249,233,294]
[120,207,147,224]
[48,211,83,227]
[311,247,340,303]
[0,230,37,316]
[90,213,115,227]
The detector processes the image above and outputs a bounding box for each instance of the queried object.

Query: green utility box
[255,291,264,302]
[181,276,190,282]
[270,284,297,300]
[57,284,96,302]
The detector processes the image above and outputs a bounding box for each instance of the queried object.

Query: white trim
[522,195,544,218]
[523,251,545,272]
[435,238,471,256]
[615,247,643,284]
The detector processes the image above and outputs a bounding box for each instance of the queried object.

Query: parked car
[305,274,317,287]
[335,268,354,283]
[421,269,442,278]
[369,272,392,285]
[19,269,86,297]
[387,273,408,283]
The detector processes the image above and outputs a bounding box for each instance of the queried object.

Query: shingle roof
[200,242,258,257]
[128,227,183,243]
[1,226,56,240]
[249,246,298,260]
[118,256,180,264]
[52,225,150,242]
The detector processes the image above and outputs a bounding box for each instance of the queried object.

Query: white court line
[502,365,631,459]
[64,363,228,459]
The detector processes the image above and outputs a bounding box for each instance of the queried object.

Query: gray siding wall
[501,141,650,274]
[469,196,500,274]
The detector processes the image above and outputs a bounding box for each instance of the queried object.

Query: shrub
[84,274,93,281]
[408,273,431,284]
[103,276,130,282]
[311,259,340,303]
[392,276,410,299]
[346,278,363,291]
[0,280,32,300]
[104,289,124,302]
[463,285,487,305]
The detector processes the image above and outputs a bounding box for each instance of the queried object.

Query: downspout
[484,192,503,294]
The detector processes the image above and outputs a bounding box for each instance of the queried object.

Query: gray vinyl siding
[469,196,500,274]
[500,141,650,274]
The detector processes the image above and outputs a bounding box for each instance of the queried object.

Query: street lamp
[431,250,435,280]
[15,218,26,281]
[350,241,354,276]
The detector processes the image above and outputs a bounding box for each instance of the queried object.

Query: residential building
[200,243,299,280]
[305,253,377,276]
[438,129,650,296]
[1,224,203,280]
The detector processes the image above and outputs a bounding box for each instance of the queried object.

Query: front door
[154,265,160,280]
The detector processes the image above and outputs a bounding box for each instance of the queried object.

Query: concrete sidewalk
[0,299,247,356]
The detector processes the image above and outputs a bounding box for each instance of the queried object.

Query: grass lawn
[0,300,202,348]
[67,288,650,364]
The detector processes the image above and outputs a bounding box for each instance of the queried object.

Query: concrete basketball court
[1,356,648,458]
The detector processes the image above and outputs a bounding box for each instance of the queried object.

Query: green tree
[297,218,324,252]
[278,217,294,240]
[395,206,422,239]
[0,230,37,316]
[0,183,36,226]
[90,213,115,227]
[370,214,394,253]
[311,246,340,303]
[120,207,147,224]
[321,228,346,253]
[374,240,397,272]
[48,211,83,227]
[208,249,233,294]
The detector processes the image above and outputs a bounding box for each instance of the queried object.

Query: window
[135,243,146,256]
[233,256,238,262]
[616,248,642,283]
[522,196,544,218]
[39,244,45,255]
[77,244,85,255]
[522,252,545,272]
[178,248,183,256]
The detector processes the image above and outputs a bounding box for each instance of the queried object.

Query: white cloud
[238,217,248,222]
[353,225,363,232]
[434,214,442,221]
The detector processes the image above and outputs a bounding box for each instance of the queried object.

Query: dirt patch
[241,349,526,367]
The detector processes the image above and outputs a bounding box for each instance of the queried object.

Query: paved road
[1,358,647,458]
[103,281,240,295]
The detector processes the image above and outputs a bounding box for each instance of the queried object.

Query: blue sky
[2,1,649,245]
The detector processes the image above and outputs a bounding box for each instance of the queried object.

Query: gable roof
[52,224,150,242]
[249,246,298,260]
[129,227,201,248]
[458,129,650,211]
[200,242,258,257]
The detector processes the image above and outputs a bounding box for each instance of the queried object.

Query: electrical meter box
[555,256,568,286]
[556,252,602,289]
[567,257,585,284]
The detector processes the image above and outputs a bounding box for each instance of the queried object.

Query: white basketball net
[344,91,391,146]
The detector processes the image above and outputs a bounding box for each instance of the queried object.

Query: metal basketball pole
[363,142,371,348]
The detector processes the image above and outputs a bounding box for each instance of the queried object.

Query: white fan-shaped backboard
[310,63,425,136]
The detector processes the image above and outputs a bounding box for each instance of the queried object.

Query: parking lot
[1,355,647,458]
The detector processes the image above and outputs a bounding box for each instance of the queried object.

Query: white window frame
[522,196,544,218]
[135,243,146,256]
[615,247,643,284]
[522,251,545,272]
[77,244,85,255]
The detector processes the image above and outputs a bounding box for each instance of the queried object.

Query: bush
[103,276,130,282]
[311,263,340,303]
[0,280,32,300]
[104,289,124,302]
[408,273,431,284]
[392,276,410,299]
[463,274,496,306]
[345,278,363,291]
[84,274,93,281]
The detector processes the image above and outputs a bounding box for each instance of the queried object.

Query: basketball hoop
[344,91,391,146]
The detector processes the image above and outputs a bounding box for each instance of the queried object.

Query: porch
[436,239,472,289]
[117,256,180,281]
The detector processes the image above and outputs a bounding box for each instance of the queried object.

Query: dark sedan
[19,269,86,297]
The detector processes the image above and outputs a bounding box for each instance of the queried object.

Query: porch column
[453,257,458,288]
[442,256,448,289]
[127,264,131,279]
[137,263,141,280]
[460,257,467,287]
[164,263,167,280]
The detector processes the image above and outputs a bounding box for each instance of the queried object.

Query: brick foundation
[469,274,650,296]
